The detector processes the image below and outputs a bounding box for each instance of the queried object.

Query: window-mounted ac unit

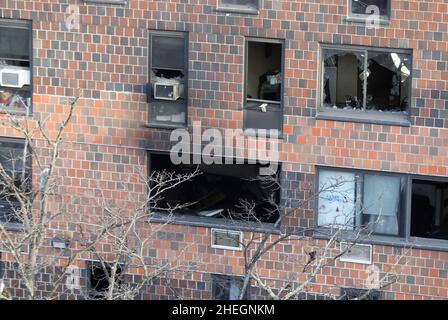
[211,228,243,251]
[154,82,182,101]
[0,66,31,88]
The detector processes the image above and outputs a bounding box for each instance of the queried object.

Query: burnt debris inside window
[411,180,448,241]
[0,19,32,113]
[148,32,187,126]
[0,138,32,224]
[351,0,390,18]
[149,153,280,223]
[340,287,382,300]
[87,261,122,299]
[322,47,411,113]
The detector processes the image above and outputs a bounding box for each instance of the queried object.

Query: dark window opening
[350,0,390,18]
[150,153,280,223]
[212,274,245,300]
[411,180,448,241]
[148,32,187,126]
[322,47,411,113]
[0,138,32,224]
[246,41,282,102]
[340,287,382,300]
[0,20,32,113]
[244,40,283,134]
[87,261,122,299]
[219,0,258,11]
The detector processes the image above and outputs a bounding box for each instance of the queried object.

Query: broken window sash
[321,46,411,114]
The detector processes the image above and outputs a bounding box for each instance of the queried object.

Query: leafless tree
[0,96,200,300]
[216,173,410,300]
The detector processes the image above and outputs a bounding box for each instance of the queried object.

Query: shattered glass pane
[322,49,364,109]
[366,51,411,112]
[351,0,389,17]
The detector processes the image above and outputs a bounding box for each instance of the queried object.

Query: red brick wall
[0,0,446,299]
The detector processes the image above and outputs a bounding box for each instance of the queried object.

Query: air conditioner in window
[0,66,31,88]
[154,82,182,101]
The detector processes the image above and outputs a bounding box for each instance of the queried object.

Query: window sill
[215,6,259,15]
[316,108,411,127]
[0,108,31,116]
[344,16,391,26]
[313,228,448,253]
[149,211,280,234]
[144,123,187,130]
[1,221,24,231]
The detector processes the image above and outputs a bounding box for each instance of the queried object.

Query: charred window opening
[411,180,448,241]
[149,153,280,223]
[211,274,245,300]
[87,261,122,299]
[244,39,283,134]
[322,46,411,113]
[148,31,188,126]
[0,138,32,224]
[350,0,390,18]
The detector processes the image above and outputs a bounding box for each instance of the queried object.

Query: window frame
[0,136,32,226]
[0,18,33,115]
[243,37,285,136]
[147,151,282,228]
[147,30,188,128]
[348,0,391,21]
[216,0,260,14]
[408,175,448,248]
[315,166,407,239]
[317,43,413,126]
[315,167,448,251]
[211,273,246,300]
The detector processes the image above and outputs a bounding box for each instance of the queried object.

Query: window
[0,138,32,224]
[212,274,245,300]
[218,0,259,13]
[0,19,32,113]
[87,261,122,299]
[149,153,280,223]
[340,287,382,300]
[319,45,412,124]
[349,0,390,19]
[148,31,188,127]
[244,39,284,135]
[317,168,405,236]
[411,179,448,241]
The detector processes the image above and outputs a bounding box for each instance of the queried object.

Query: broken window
[317,168,405,236]
[87,261,122,299]
[322,46,411,113]
[244,39,283,135]
[411,179,448,241]
[149,153,280,223]
[0,138,32,224]
[148,31,188,126]
[0,19,32,113]
[219,0,259,11]
[212,274,245,300]
[350,0,390,19]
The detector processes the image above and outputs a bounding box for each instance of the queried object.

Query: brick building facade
[0,0,447,299]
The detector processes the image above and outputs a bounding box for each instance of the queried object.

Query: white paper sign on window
[318,170,356,229]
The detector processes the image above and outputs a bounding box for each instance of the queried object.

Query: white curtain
[363,175,400,235]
